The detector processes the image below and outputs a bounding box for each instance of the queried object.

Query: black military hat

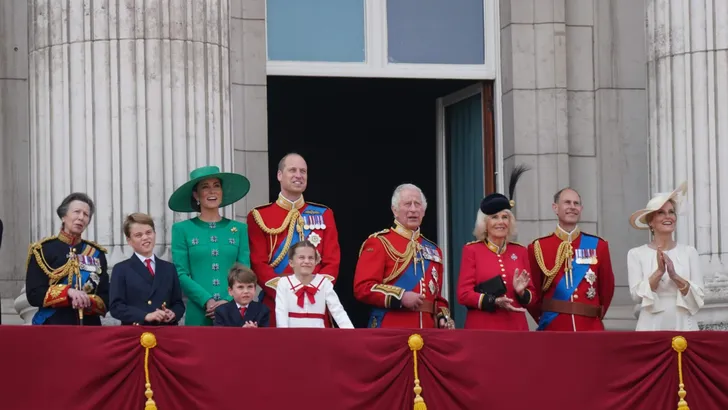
[479,164,530,216]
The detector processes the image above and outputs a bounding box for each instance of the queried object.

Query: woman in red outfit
[457,166,536,330]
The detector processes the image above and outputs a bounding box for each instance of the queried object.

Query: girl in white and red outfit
[275,240,354,328]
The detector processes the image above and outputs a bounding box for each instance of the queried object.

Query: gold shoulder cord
[251,208,303,268]
[26,240,82,286]
[378,236,417,284]
[533,240,572,291]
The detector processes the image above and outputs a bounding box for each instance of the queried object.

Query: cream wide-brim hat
[629,181,688,230]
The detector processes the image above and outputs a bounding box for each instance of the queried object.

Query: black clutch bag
[475,276,507,298]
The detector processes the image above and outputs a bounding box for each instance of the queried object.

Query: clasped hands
[145,304,176,323]
[68,288,91,310]
[652,248,689,293]
[205,299,228,319]
[493,268,530,313]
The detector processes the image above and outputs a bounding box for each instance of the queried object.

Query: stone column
[0,0,31,324]
[646,0,728,324]
[28,0,233,260]
[16,0,234,322]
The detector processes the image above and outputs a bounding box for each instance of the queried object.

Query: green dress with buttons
[171,217,250,326]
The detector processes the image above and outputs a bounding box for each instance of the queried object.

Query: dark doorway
[267,76,476,328]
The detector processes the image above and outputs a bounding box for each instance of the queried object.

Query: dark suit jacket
[213,300,269,327]
[110,255,185,326]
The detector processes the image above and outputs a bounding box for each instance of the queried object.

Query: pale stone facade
[1,0,727,329]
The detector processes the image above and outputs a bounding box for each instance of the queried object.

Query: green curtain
[446,94,484,328]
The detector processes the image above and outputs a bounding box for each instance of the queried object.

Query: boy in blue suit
[110,213,185,325]
[214,263,270,327]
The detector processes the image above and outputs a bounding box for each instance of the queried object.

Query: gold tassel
[408,334,427,410]
[140,332,159,410]
[671,336,690,410]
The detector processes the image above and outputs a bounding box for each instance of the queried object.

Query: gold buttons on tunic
[147,300,152,305]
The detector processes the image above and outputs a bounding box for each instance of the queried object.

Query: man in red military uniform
[247,153,341,326]
[353,183,453,329]
[527,187,615,331]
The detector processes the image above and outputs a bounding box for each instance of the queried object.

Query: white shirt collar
[135,253,155,266]
[235,302,249,309]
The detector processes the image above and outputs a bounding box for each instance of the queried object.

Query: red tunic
[527,227,615,331]
[456,241,536,330]
[353,224,450,329]
[247,194,340,327]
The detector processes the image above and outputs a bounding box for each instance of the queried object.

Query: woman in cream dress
[627,182,705,331]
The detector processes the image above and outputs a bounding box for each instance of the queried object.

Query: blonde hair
[472,209,518,241]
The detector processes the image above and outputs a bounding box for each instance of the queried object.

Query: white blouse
[275,274,354,329]
[627,243,705,331]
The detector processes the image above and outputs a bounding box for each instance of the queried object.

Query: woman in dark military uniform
[25,193,109,325]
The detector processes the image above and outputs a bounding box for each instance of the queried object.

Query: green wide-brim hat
[168,166,251,212]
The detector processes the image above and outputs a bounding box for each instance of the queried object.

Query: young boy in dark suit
[110,213,185,325]
[214,263,270,327]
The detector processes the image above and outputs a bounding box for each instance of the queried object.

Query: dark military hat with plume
[479,164,530,215]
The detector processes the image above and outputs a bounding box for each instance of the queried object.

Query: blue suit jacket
[110,255,186,325]
[213,300,270,327]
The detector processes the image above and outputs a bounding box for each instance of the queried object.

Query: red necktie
[239,307,247,318]
[145,258,155,276]
[295,286,317,308]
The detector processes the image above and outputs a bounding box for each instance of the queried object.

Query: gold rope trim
[379,236,417,284]
[251,208,304,267]
[533,240,572,291]
[408,334,427,410]
[671,336,689,410]
[140,332,158,410]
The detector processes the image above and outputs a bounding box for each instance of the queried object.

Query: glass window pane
[266,0,366,63]
[386,0,485,65]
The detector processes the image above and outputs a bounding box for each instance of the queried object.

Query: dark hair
[227,262,257,288]
[57,193,95,221]
[123,213,155,238]
[190,178,223,212]
[287,240,320,261]
[278,152,304,172]
[553,187,582,204]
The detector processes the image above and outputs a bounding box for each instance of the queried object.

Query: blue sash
[32,245,101,325]
[368,242,434,328]
[271,204,327,274]
[537,234,598,331]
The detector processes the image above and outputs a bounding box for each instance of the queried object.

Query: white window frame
[265,0,499,80]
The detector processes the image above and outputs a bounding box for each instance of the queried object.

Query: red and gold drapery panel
[1,326,727,410]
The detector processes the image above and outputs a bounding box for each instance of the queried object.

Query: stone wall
[0,0,30,301]
[499,0,649,329]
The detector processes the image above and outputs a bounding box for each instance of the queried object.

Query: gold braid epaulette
[25,237,80,284]
[83,239,108,254]
[24,236,57,271]
[358,229,390,256]
[533,239,571,291]
[251,208,303,268]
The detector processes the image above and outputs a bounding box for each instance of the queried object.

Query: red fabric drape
[1,326,727,410]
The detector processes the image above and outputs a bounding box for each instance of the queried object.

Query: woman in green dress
[168,166,251,326]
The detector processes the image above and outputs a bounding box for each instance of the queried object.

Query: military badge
[586,286,596,299]
[585,268,597,285]
[308,232,322,247]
